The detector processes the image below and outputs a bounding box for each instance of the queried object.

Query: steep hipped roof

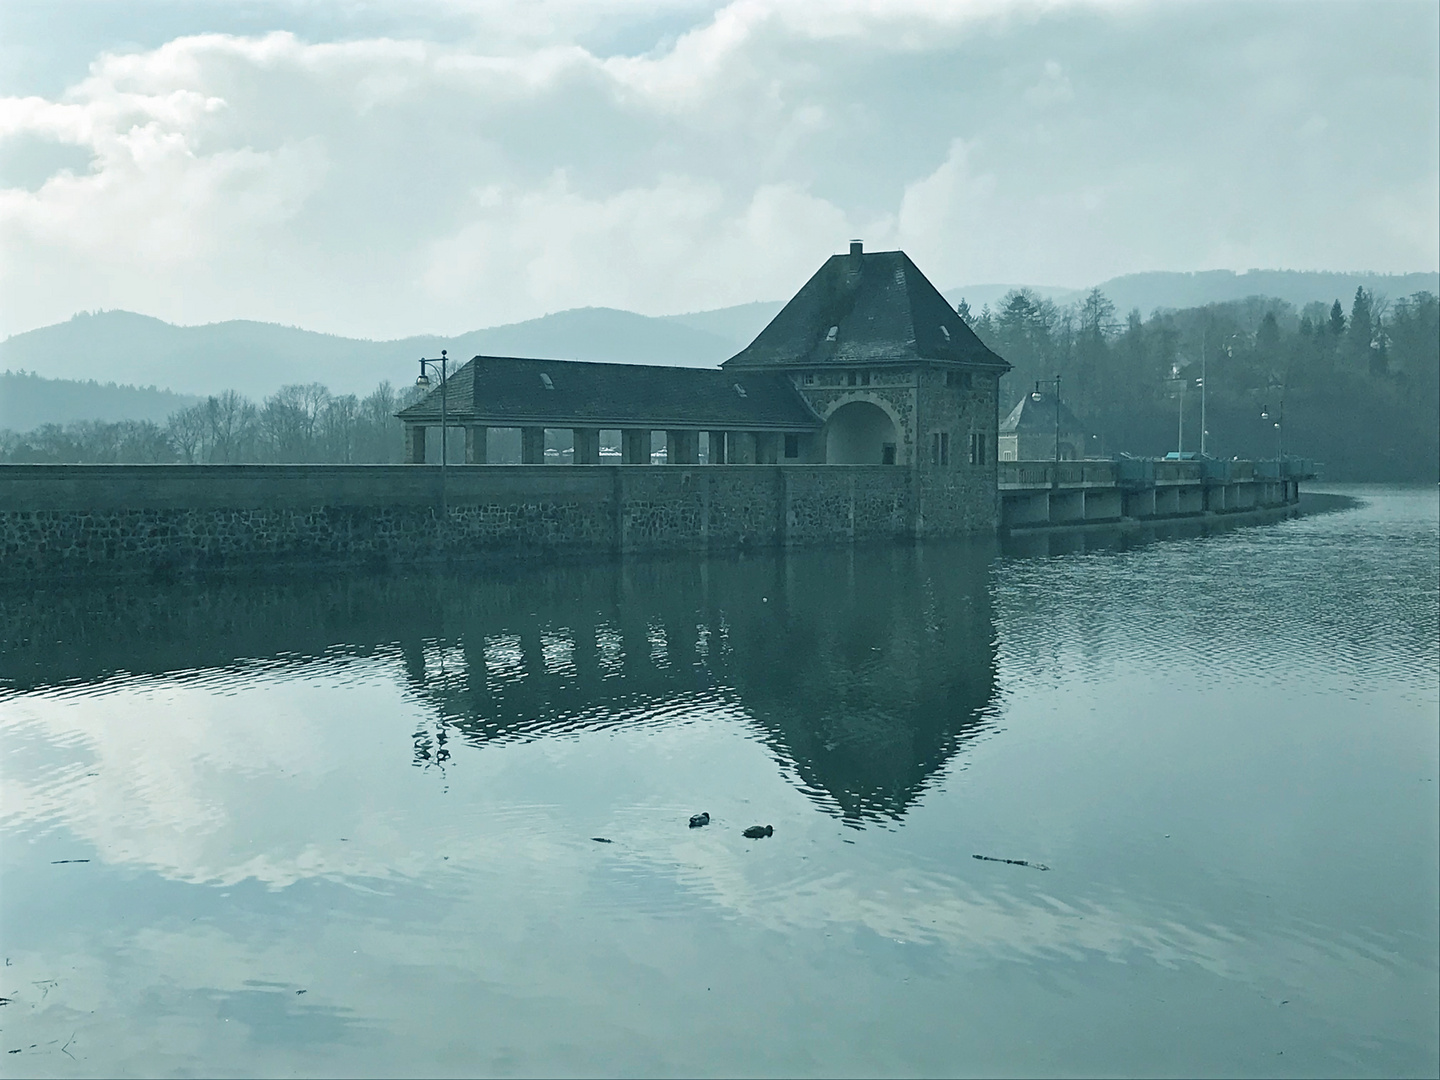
[396,355,821,430]
[723,247,1010,371]
[999,391,1087,435]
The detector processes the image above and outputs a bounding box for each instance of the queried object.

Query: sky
[0,0,1436,341]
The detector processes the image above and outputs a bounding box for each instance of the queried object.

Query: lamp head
[1031,390,1042,402]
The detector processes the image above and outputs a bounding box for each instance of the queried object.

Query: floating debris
[688,812,711,828]
[50,860,90,865]
[591,837,613,844]
[973,854,1049,871]
[743,825,774,839]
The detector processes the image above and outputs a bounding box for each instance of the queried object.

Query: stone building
[397,241,1011,529]
[997,390,1091,461]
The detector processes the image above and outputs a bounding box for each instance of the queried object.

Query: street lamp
[417,349,450,504]
[1031,376,1062,463]
[1260,402,1283,460]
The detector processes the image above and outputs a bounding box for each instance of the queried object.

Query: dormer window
[733,383,748,398]
[540,373,554,390]
[825,325,838,342]
[940,325,951,341]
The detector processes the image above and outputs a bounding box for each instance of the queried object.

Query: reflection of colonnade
[4,542,1000,823]
[396,545,1000,822]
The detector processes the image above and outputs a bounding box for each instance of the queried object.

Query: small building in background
[998,391,1091,461]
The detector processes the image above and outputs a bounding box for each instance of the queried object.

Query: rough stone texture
[0,463,976,580]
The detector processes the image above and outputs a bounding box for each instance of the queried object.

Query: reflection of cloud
[0,659,1316,979]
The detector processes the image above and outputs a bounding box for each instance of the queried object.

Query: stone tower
[723,241,1011,531]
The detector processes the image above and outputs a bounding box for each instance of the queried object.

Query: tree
[1347,287,1374,370]
[1328,299,1347,338]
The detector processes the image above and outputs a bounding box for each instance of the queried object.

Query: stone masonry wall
[0,463,985,580]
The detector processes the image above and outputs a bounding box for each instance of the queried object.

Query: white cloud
[0,0,1434,342]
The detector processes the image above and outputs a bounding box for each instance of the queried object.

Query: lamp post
[1260,400,1283,460]
[417,349,450,505]
[1199,328,1207,456]
[1031,376,1062,463]
[1167,364,1188,455]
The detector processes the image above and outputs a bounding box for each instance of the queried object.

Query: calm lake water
[2,487,1436,1078]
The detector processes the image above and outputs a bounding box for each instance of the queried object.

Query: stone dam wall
[0,464,997,580]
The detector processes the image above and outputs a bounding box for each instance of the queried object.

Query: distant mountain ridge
[4,268,1434,418]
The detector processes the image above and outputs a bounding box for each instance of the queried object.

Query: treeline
[964,287,1440,481]
[0,382,423,464]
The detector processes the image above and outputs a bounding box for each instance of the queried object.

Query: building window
[931,431,950,467]
[969,432,987,466]
[860,371,872,387]
[801,373,814,385]
[945,371,973,389]
[847,371,858,387]
[784,434,799,459]
[882,443,897,465]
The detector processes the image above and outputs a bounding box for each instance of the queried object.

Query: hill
[944,270,1439,319]
[0,307,743,401]
[3,269,1434,412]
[0,371,198,429]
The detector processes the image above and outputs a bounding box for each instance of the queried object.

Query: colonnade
[405,424,800,465]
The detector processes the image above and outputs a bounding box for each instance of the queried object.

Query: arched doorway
[823,400,900,464]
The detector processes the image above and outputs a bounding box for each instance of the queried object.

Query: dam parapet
[999,456,1316,530]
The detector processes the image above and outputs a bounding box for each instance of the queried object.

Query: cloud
[0,0,1434,345]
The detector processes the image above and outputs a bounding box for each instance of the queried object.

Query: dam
[0,454,1312,581]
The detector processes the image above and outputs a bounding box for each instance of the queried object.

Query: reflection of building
[12,546,999,825]
[998,391,1090,461]
[397,243,1010,527]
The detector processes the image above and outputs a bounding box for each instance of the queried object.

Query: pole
[439,349,448,510]
[1200,329,1207,456]
[1054,374,1061,463]
[1177,378,1184,455]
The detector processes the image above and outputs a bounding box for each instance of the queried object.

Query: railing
[1001,456,1309,489]
[998,460,1118,488]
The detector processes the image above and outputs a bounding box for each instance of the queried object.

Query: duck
[742,824,774,839]
[688,812,711,828]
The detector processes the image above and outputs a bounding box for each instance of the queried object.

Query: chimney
[849,239,863,259]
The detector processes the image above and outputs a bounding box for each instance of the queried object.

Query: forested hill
[0,371,198,429]
[971,287,1439,482]
[945,270,1439,322]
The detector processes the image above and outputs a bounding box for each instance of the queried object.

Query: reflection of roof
[723,248,1010,371]
[999,392,1087,435]
[396,355,821,430]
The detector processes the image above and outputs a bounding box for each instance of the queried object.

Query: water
[1,487,1436,1078]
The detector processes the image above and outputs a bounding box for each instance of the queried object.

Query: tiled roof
[999,391,1087,434]
[396,355,821,430]
[723,247,1010,371]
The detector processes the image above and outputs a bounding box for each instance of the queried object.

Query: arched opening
[823,400,900,464]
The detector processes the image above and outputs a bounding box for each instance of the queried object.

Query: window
[539,373,555,390]
[945,371,973,389]
[784,434,799,459]
[882,443,897,465]
[969,432,987,466]
[860,371,872,387]
[847,372,858,387]
[931,431,950,467]
[733,383,748,398]
[800,373,814,385]
[825,325,838,342]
